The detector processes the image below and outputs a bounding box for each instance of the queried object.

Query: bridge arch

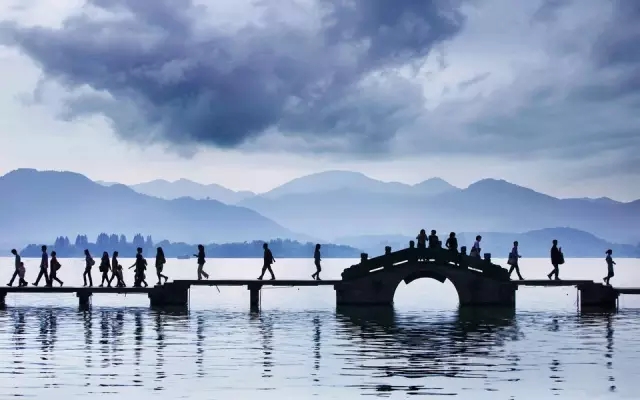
[335,261,516,307]
[393,268,461,308]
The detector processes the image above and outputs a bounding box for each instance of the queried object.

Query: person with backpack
[129,247,148,287]
[547,239,563,280]
[49,251,64,286]
[99,251,111,287]
[258,242,276,280]
[507,241,524,280]
[109,251,125,287]
[83,249,95,287]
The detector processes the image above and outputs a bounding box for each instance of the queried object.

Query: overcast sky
[0,0,638,200]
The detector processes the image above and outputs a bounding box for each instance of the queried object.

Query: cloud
[0,0,466,155]
[0,0,639,179]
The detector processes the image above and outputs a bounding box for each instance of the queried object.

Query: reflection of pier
[0,247,637,310]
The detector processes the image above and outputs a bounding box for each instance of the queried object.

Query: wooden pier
[0,246,638,311]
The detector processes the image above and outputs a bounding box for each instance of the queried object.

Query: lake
[0,256,639,399]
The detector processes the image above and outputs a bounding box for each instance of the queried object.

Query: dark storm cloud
[0,0,466,153]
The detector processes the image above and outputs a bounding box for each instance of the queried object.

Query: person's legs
[514,264,524,280]
[8,269,19,286]
[267,265,275,280]
[33,268,46,286]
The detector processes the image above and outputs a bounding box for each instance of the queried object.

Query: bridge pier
[579,283,619,310]
[248,284,261,310]
[76,290,92,308]
[0,291,6,308]
[148,283,190,308]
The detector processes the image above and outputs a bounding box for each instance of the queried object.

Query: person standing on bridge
[312,243,322,280]
[507,241,524,280]
[416,230,427,249]
[49,251,64,286]
[109,251,124,287]
[99,252,111,287]
[258,243,276,280]
[7,249,22,287]
[32,245,51,287]
[470,236,482,259]
[547,240,562,280]
[603,249,616,286]
[155,247,168,286]
[428,230,440,248]
[83,249,95,287]
[194,244,209,280]
[445,232,458,252]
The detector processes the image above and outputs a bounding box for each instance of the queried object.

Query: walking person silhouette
[547,240,563,280]
[311,244,322,280]
[49,251,64,286]
[7,249,22,287]
[507,241,524,280]
[109,251,125,287]
[33,245,50,287]
[194,245,209,280]
[17,261,27,287]
[155,247,168,286]
[83,249,95,287]
[129,247,148,287]
[604,249,616,286]
[258,243,276,280]
[99,252,111,287]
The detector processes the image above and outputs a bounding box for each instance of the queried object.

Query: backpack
[558,251,565,265]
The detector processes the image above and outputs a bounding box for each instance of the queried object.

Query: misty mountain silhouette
[239,177,639,244]
[127,178,255,204]
[0,169,296,247]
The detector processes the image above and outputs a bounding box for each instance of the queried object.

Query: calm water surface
[1,257,639,399]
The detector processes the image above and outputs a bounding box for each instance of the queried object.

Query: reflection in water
[83,310,93,387]
[196,314,205,378]
[0,306,637,398]
[335,306,520,395]
[312,316,321,381]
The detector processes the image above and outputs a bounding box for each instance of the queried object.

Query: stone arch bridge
[335,246,516,307]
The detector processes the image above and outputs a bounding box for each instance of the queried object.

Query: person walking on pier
[99,251,111,287]
[470,236,482,259]
[507,241,524,280]
[49,251,64,286]
[258,243,276,280]
[312,244,322,280]
[604,249,616,286]
[33,245,51,287]
[130,247,148,287]
[445,232,458,252]
[109,251,125,287]
[17,261,27,287]
[83,249,95,287]
[547,240,563,280]
[194,244,209,280]
[7,249,22,287]
[155,247,168,286]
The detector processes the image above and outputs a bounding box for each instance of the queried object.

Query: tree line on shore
[19,233,361,258]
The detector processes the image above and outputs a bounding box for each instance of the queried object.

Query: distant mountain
[128,179,255,204]
[337,228,640,258]
[260,170,458,199]
[0,169,297,247]
[239,177,640,244]
[567,197,621,205]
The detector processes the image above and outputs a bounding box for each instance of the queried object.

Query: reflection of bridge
[0,247,637,310]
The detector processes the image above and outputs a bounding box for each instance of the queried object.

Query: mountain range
[0,169,301,248]
[3,169,639,254]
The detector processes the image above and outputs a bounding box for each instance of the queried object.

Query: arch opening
[393,270,461,310]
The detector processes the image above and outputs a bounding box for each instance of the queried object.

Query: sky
[0,0,638,201]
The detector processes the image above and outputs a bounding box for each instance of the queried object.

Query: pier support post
[77,290,92,308]
[0,291,6,308]
[248,284,261,310]
[148,283,189,308]
[579,283,619,310]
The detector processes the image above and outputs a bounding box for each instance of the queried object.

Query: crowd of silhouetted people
[414,229,617,285]
[7,233,617,287]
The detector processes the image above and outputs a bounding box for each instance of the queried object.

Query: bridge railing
[341,246,509,281]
